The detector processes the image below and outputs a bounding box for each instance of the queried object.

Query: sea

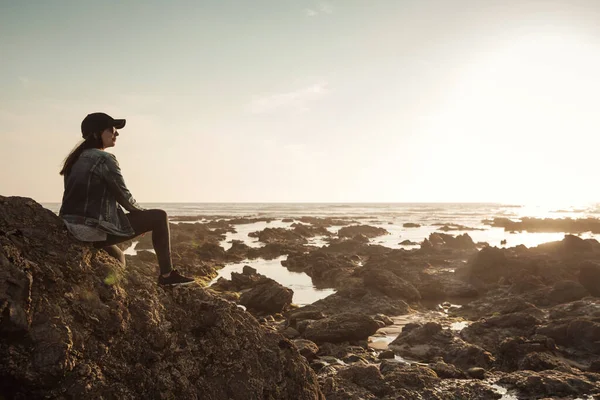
[43,202,600,249]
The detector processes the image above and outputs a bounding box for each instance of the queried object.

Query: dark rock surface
[0,196,323,400]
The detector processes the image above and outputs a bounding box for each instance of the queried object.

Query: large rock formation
[0,196,323,399]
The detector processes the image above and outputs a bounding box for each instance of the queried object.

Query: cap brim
[113,119,126,129]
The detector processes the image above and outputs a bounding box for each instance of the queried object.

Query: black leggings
[94,209,173,275]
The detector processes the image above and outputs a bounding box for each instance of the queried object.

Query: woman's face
[100,127,119,149]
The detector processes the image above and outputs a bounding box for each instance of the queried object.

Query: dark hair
[59,135,103,176]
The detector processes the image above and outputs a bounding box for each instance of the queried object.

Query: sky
[2,0,600,204]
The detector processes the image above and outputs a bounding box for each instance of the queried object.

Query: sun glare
[415,28,600,205]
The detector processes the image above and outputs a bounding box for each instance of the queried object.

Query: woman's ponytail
[59,135,103,176]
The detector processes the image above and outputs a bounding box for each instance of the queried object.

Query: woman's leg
[95,209,173,275]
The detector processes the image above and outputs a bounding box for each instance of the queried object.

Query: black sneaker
[158,269,195,286]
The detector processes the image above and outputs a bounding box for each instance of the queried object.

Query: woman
[59,112,194,286]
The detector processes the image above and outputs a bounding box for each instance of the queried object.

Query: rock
[517,352,570,372]
[291,223,332,238]
[239,281,294,313]
[293,339,319,361]
[374,314,393,326]
[195,242,227,261]
[496,336,558,371]
[230,267,270,290]
[429,361,467,379]
[0,196,324,399]
[248,227,307,245]
[537,317,600,355]
[389,322,494,370]
[460,311,543,354]
[302,287,412,316]
[337,364,393,397]
[383,364,439,390]
[302,313,380,344]
[287,310,326,326]
[399,240,418,245]
[498,370,600,398]
[337,225,389,239]
[136,250,156,263]
[579,261,600,297]
[467,367,485,379]
[379,350,395,359]
[297,320,314,334]
[362,269,421,301]
[589,359,600,372]
[282,327,301,339]
[424,233,477,251]
[548,280,589,305]
[403,223,421,228]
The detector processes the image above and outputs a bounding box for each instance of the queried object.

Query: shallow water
[208,256,336,306]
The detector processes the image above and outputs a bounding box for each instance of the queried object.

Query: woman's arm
[102,153,145,212]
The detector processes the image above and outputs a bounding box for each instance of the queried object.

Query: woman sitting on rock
[58,112,194,286]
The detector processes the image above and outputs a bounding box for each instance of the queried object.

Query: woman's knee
[148,209,168,223]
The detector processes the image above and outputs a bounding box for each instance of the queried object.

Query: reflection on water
[209,256,336,306]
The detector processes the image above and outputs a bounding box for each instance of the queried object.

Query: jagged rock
[300,287,412,316]
[460,311,543,354]
[230,266,270,290]
[548,280,589,305]
[389,322,494,370]
[362,269,421,301]
[302,313,380,344]
[282,327,301,339]
[239,280,294,313]
[337,225,389,239]
[424,233,477,251]
[248,227,307,245]
[337,364,393,397]
[466,367,485,379]
[429,361,467,379]
[0,196,323,399]
[498,370,600,398]
[287,310,326,327]
[293,339,319,361]
[383,364,439,390]
[403,223,421,228]
[496,336,558,371]
[291,223,332,238]
[537,317,600,355]
[579,261,600,297]
[399,240,418,245]
[517,352,571,372]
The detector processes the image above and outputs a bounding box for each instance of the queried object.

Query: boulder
[302,313,380,344]
[239,281,294,313]
[337,225,389,239]
[292,339,319,361]
[579,261,600,297]
[362,269,421,301]
[548,280,589,305]
[0,196,324,399]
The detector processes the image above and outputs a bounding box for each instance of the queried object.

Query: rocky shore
[3,197,600,399]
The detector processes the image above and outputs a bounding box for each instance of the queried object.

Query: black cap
[81,112,126,139]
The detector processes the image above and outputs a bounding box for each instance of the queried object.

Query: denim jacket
[59,148,144,237]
